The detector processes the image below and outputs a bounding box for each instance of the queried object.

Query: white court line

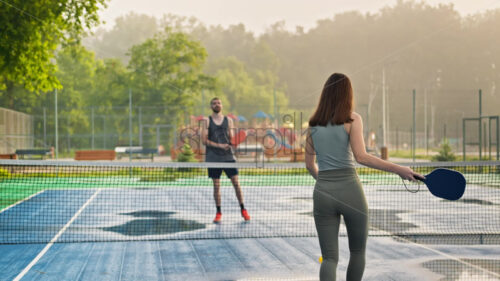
[0,190,46,214]
[12,189,102,281]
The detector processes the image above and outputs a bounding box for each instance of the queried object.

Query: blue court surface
[1,185,500,280]
[2,236,500,280]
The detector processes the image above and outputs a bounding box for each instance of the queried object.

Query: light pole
[55,89,58,159]
[129,88,133,162]
[382,67,387,148]
[412,89,416,163]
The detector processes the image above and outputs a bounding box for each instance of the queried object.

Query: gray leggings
[313,168,368,281]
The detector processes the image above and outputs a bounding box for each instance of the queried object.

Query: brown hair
[309,73,354,126]
[210,97,220,104]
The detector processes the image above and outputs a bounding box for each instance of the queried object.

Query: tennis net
[0,160,499,244]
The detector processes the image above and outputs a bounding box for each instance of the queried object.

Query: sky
[98,0,500,34]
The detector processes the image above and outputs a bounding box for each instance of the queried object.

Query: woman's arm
[305,128,319,180]
[349,112,422,181]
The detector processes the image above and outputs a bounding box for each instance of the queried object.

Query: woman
[305,73,423,281]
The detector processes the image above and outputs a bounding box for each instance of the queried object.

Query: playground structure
[171,112,306,162]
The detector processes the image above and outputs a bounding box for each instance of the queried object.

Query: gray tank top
[205,116,235,162]
[310,123,355,171]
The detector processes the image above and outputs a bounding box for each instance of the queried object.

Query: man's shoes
[213,212,222,223]
[241,209,251,221]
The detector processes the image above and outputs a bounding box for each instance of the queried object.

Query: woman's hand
[396,166,425,182]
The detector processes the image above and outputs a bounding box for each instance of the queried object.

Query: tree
[84,12,159,63]
[0,0,107,109]
[53,44,98,149]
[209,57,288,120]
[127,28,215,123]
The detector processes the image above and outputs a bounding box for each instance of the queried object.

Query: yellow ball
[319,256,323,263]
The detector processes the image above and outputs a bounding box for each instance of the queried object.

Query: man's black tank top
[206,116,235,162]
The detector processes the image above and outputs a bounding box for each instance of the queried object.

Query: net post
[54,89,58,160]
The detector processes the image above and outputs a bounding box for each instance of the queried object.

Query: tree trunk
[5,79,15,109]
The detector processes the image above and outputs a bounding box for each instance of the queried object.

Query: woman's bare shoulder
[351,112,362,121]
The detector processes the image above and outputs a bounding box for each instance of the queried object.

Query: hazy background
[98,0,500,34]
[82,0,500,148]
[2,0,499,156]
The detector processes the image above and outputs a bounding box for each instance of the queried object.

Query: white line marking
[0,190,46,214]
[12,189,102,281]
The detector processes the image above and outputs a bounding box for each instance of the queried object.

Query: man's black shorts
[208,161,238,179]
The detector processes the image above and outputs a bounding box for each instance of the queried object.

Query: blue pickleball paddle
[415,168,466,200]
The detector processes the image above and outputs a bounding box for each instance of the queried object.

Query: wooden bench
[124,148,158,162]
[0,154,17,159]
[115,146,142,159]
[235,144,264,162]
[75,150,116,161]
[15,149,52,160]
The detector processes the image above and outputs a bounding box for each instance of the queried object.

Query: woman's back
[310,123,355,171]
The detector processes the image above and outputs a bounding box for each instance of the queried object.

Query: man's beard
[212,107,220,113]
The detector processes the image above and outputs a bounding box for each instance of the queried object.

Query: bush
[177,140,198,163]
[432,139,456,162]
[176,140,199,173]
[0,168,11,180]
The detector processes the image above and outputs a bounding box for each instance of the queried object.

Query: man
[202,97,250,223]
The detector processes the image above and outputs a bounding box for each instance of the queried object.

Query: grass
[389,149,436,160]
[389,149,499,162]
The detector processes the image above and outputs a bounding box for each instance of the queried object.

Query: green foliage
[209,57,288,119]
[6,1,500,152]
[84,12,159,63]
[128,28,215,124]
[389,149,434,160]
[0,0,107,108]
[1,23,217,150]
[55,44,97,138]
[0,168,11,180]
[432,139,456,162]
[85,15,289,118]
[177,140,198,163]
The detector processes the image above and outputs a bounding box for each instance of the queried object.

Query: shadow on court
[299,208,418,233]
[101,210,206,236]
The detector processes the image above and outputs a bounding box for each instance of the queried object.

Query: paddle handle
[414,174,426,182]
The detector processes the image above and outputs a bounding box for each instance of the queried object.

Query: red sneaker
[213,212,222,223]
[241,209,250,221]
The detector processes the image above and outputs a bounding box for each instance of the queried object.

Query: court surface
[1,174,500,280]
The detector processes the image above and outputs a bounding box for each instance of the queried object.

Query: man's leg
[230,175,250,221]
[229,175,243,204]
[212,178,222,223]
[213,178,221,207]
[208,167,223,223]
